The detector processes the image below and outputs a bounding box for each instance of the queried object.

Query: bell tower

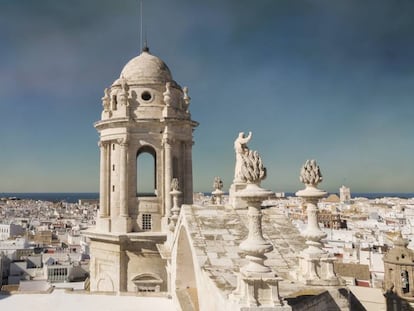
[87,48,198,293]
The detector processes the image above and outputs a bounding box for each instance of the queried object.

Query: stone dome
[118,49,173,84]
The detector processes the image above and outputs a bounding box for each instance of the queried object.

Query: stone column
[99,141,108,218]
[239,184,274,275]
[97,141,112,232]
[184,141,194,204]
[119,138,129,217]
[231,183,283,307]
[296,160,343,286]
[301,195,327,257]
[169,178,181,231]
[163,133,172,218]
[106,142,111,217]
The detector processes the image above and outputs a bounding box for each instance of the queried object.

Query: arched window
[402,270,410,293]
[137,146,157,196]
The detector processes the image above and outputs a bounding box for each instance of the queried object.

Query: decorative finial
[299,159,323,188]
[240,150,267,184]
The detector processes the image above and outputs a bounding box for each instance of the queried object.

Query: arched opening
[137,146,157,197]
[175,227,199,310]
[402,270,410,294]
[173,156,179,179]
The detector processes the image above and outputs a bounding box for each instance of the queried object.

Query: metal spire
[140,0,143,52]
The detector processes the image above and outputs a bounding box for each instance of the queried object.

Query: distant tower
[339,185,351,203]
[383,232,414,302]
[87,48,198,293]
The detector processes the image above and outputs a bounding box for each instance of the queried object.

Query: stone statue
[213,176,223,191]
[240,150,267,184]
[119,79,129,106]
[234,131,252,182]
[183,86,190,112]
[102,88,110,111]
[171,178,180,191]
[163,82,172,106]
[299,159,323,187]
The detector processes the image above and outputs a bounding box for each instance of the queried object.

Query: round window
[141,91,152,101]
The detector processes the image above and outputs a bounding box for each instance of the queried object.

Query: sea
[0,193,99,203]
[1,192,414,203]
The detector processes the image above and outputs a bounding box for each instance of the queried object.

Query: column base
[230,271,286,308]
[112,216,132,233]
[297,252,344,286]
[161,216,170,232]
[96,217,111,232]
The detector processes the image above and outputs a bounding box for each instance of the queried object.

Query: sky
[1,0,414,194]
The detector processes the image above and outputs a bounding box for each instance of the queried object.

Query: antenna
[140,0,143,51]
[144,29,148,51]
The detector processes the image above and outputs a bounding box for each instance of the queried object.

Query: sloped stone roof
[179,204,307,295]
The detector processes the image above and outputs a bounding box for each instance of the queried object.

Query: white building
[339,185,351,203]
[0,223,25,240]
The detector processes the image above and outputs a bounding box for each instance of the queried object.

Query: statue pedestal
[230,183,288,308]
[229,182,248,209]
[230,271,286,308]
[295,183,343,286]
[298,252,343,286]
[212,189,224,205]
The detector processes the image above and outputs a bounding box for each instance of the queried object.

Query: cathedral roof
[118,49,173,84]
[177,204,307,295]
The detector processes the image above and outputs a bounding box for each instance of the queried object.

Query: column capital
[162,136,174,146]
[117,138,129,147]
[98,141,109,148]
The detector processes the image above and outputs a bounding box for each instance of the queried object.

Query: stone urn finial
[240,150,267,185]
[300,159,323,188]
[297,159,326,198]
